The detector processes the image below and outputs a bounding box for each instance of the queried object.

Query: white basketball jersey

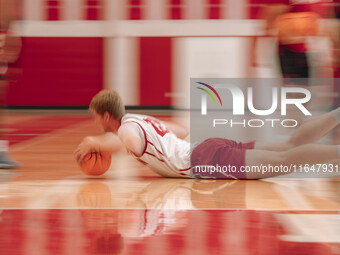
[120,114,191,178]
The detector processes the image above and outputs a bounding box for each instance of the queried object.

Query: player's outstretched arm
[145,116,188,139]
[74,132,123,163]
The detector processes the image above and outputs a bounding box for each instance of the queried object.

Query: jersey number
[144,118,169,137]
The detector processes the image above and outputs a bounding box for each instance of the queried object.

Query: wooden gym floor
[0,110,340,255]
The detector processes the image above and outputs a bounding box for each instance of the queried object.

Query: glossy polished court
[1,110,340,254]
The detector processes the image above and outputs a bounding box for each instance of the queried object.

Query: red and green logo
[196,82,223,106]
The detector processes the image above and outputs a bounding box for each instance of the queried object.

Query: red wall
[7,37,104,106]
[139,37,172,106]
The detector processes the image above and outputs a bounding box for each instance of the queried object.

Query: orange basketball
[78,152,112,176]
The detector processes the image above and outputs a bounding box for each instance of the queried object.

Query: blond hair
[89,89,125,120]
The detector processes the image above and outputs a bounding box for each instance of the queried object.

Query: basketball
[78,152,112,176]
[77,182,112,207]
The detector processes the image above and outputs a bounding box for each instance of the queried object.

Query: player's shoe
[0,153,20,169]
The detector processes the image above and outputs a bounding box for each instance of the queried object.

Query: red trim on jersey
[145,151,165,163]
[179,167,191,171]
[124,119,190,174]
[128,121,148,156]
[147,141,165,156]
[127,119,166,158]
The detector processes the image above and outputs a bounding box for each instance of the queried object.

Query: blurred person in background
[254,0,333,86]
[0,0,21,168]
[330,7,340,107]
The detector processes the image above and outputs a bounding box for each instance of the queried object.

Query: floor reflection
[0,209,339,255]
[2,177,340,210]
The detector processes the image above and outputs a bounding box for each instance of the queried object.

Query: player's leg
[244,144,339,179]
[254,109,340,152]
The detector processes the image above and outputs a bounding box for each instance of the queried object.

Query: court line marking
[26,178,88,209]
[274,181,340,243]
[276,214,340,243]
[11,119,94,152]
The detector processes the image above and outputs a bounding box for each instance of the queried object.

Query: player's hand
[74,137,95,163]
